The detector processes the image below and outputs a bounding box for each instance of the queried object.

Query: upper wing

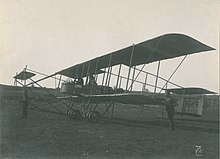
[56,33,215,78]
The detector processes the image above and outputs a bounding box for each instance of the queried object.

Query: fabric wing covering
[56,33,214,78]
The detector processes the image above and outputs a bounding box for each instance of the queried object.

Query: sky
[0,0,219,93]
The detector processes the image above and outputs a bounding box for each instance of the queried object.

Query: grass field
[0,85,219,159]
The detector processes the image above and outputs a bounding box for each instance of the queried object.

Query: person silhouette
[164,92,175,130]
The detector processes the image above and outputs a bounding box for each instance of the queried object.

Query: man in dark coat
[164,93,176,130]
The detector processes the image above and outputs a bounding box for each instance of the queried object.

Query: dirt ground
[0,96,219,159]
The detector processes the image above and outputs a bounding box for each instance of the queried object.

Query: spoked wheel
[88,111,101,123]
[67,109,82,120]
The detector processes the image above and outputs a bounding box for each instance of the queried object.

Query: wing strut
[103,54,113,93]
[159,55,188,93]
[115,64,122,90]
[153,60,161,98]
[125,44,135,91]
[128,36,163,90]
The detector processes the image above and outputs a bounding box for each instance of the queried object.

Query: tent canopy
[56,33,214,78]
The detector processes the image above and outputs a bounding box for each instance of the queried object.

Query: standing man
[88,75,96,86]
[74,77,84,95]
[22,87,29,119]
[88,75,97,94]
[164,92,176,130]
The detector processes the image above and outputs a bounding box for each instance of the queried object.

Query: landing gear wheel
[88,111,101,123]
[67,109,81,120]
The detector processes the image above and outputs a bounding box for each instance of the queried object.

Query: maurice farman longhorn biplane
[14,33,216,122]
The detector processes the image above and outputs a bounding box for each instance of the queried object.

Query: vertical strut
[130,66,136,91]
[107,67,112,87]
[101,68,106,86]
[104,54,113,93]
[143,72,148,92]
[119,77,122,88]
[115,64,122,91]
[90,59,99,95]
[153,60,161,98]
[85,62,91,85]
[126,44,135,91]
[57,75,62,88]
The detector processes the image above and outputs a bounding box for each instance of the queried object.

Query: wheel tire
[88,111,101,123]
[67,109,82,120]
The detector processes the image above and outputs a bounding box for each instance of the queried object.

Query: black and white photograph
[0,0,219,158]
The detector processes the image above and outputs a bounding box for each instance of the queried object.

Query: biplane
[14,33,216,122]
